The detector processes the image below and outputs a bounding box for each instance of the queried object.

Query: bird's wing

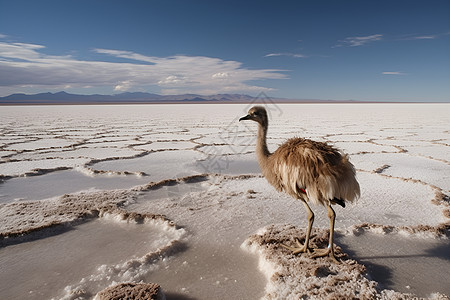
[271,138,355,205]
[272,147,326,205]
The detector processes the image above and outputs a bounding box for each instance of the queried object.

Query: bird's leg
[282,201,314,254]
[311,203,340,263]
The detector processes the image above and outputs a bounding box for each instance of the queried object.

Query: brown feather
[242,106,360,207]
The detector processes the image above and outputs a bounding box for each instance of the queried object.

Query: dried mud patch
[352,223,450,238]
[94,282,165,300]
[242,224,444,299]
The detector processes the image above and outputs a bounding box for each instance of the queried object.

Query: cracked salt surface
[90,149,205,181]
[353,153,450,191]
[0,103,449,299]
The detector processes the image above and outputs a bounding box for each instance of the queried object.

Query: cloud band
[0,41,287,95]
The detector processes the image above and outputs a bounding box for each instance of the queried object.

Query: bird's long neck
[256,121,271,162]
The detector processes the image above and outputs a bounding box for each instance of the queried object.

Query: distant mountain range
[0,91,360,104]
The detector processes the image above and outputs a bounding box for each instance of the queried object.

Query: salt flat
[0,103,449,299]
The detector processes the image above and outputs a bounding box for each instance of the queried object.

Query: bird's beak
[239,114,251,122]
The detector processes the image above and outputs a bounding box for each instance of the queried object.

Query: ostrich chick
[239,106,360,263]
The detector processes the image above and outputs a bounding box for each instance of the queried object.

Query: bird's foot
[311,247,340,264]
[281,238,313,255]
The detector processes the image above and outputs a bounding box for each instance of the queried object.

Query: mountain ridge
[0,91,370,104]
[0,91,261,104]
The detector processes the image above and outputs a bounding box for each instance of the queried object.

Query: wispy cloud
[398,31,450,41]
[382,71,407,75]
[398,34,437,41]
[334,34,383,47]
[0,41,287,95]
[411,35,436,40]
[264,52,306,58]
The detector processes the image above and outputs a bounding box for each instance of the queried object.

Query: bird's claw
[310,247,340,263]
[281,238,313,255]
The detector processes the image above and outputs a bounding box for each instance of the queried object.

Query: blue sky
[0,0,449,101]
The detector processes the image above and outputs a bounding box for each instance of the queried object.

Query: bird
[239,106,360,263]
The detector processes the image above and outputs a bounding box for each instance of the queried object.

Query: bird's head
[239,106,268,126]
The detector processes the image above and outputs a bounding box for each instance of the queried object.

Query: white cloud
[114,80,132,91]
[382,71,406,75]
[265,53,306,58]
[158,75,186,85]
[0,42,46,61]
[0,41,287,95]
[334,34,383,47]
[212,72,230,79]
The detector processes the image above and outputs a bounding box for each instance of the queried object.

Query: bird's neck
[256,122,271,161]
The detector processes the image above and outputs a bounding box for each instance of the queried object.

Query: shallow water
[126,184,267,299]
[0,170,149,203]
[0,218,171,300]
[337,233,450,297]
[144,240,266,299]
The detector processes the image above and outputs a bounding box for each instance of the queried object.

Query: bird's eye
[253,111,259,116]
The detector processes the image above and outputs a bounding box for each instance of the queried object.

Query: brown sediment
[179,173,210,184]
[433,191,450,206]
[95,283,164,300]
[84,168,147,177]
[373,164,391,174]
[243,224,419,299]
[352,223,450,238]
[352,223,396,235]
[0,166,73,180]
[443,209,450,219]
[0,174,12,181]
[113,211,173,226]
[247,189,257,199]
[85,150,151,166]
[366,139,406,154]
[138,173,210,191]
[401,224,450,237]
[425,155,450,165]
[222,174,262,180]
[23,166,73,176]
[82,150,151,177]
[393,145,408,153]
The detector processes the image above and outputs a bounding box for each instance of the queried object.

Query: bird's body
[240,106,360,262]
[262,137,359,207]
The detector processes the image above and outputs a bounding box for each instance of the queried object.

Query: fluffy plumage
[265,137,360,206]
[239,105,360,262]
